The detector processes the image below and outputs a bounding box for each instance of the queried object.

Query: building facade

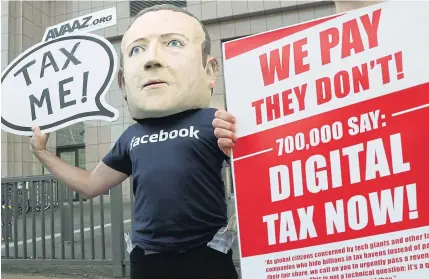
[1,0,336,197]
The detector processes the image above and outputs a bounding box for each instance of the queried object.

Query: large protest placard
[222,2,429,279]
[1,7,119,136]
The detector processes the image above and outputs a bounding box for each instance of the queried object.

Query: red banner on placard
[222,2,429,278]
[233,82,429,258]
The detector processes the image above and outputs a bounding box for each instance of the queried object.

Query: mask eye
[130,46,144,56]
[167,39,184,48]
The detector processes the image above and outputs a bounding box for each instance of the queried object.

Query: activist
[30,4,237,279]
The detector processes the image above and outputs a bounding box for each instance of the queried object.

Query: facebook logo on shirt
[129,126,200,150]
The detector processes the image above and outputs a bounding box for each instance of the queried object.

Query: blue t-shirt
[102,108,228,252]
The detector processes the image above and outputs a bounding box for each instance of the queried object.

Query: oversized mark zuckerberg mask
[118,9,218,120]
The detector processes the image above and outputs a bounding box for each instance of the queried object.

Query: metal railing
[1,174,125,277]
[1,166,239,278]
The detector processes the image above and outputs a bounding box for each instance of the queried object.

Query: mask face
[120,9,217,119]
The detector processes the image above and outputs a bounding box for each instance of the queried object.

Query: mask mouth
[143,79,168,89]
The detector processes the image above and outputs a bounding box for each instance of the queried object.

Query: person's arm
[34,149,127,198]
[31,126,129,199]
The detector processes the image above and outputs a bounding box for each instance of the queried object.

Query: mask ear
[205,56,219,87]
[117,69,127,101]
[117,69,125,88]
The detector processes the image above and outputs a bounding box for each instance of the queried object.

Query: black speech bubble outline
[1,34,116,133]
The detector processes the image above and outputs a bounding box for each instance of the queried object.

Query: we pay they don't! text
[251,9,404,126]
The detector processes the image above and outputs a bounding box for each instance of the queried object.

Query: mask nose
[143,43,163,71]
[144,60,162,71]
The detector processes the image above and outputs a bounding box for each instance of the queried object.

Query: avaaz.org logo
[42,7,116,42]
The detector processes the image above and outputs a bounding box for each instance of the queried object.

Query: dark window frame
[130,1,187,17]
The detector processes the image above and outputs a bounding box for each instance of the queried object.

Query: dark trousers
[130,244,239,279]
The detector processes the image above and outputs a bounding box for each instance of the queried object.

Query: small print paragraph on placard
[264,232,429,279]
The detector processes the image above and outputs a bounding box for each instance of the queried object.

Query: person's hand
[213,109,237,157]
[30,126,49,153]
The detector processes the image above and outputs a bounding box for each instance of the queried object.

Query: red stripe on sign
[233,82,429,258]
[224,14,343,60]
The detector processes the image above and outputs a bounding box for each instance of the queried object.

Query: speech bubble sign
[1,33,119,136]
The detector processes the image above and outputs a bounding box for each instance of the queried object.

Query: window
[56,122,85,147]
[130,1,187,17]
